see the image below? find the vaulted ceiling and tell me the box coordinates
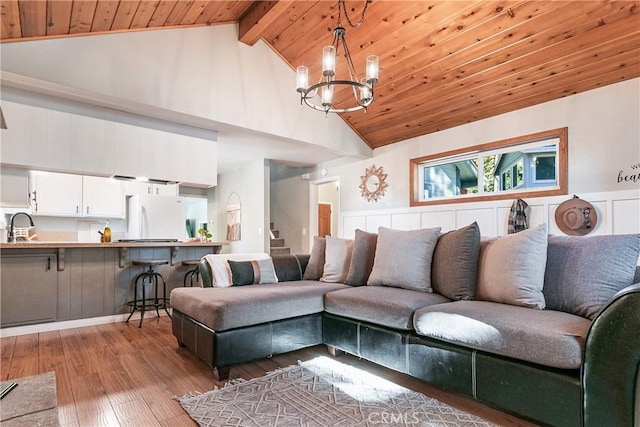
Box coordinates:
[2,1,639,149]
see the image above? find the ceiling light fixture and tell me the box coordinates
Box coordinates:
[296,0,378,115]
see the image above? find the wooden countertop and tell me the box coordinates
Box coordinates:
[0,241,227,249]
[0,241,227,270]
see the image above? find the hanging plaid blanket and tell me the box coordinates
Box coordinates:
[508,198,529,234]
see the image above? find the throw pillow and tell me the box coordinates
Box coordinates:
[431,222,481,300]
[303,236,326,280]
[476,223,548,309]
[203,253,270,288]
[543,234,640,319]
[344,229,378,286]
[320,236,354,283]
[367,226,441,292]
[228,258,278,286]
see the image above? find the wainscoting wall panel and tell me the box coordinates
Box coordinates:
[341,190,640,247]
[612,199,640,234]
[391,213,421,231]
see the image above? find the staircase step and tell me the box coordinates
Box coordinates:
[271,229,280,238]
[270,238,285,247]
[270,247,291,256]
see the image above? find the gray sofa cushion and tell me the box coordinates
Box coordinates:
[413,301,590,369]
[320,236,353,283]
[303,236,326,280]
[543,234,640,319]
[367,226,441,292]
[170,280,348,331]
[345,229,377,286]
[431,222,480,300]
[476,223,548,309]
[324,286,450,330]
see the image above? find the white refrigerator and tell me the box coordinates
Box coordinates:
[127,194,186,241]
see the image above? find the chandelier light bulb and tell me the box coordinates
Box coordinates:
[366,55,379,83]
[322,84,334,107]
[322,46,336,77]
[359,78,372,103]
[296,66,309,92]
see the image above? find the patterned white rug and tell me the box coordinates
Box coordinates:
[177,356,494,427]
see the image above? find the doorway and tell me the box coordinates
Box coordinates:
[318,203,332,236]
[310,178,340,246]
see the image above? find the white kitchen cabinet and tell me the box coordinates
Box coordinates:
[124,181,179,197]
[30,171,83,216]
[30,172,124,218]
[153,183,179,196]
[82,176,125,218]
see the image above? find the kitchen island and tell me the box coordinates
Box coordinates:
[0,240,226,329]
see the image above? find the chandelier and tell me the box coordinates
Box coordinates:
[296,0,378,114]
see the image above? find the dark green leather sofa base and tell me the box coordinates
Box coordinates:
[172,309,323,379]
[323,313,582,427]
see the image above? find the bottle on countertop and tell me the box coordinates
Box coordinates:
[103,220,111,243]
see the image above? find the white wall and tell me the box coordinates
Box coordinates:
[214,159,269,254]
[0,25,370,159]
[313,78,640,239]
[270,164,312,254]
[0,87,218,186]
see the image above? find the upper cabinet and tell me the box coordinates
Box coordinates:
[123,181,179,197]
[30,171,125,218]
[82,176,125,218]
[29,172,83,217]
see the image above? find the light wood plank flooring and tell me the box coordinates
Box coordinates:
[1,317,537,426]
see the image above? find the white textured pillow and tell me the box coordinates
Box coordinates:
[320,236,354,283]
[476,223,548,309]
[367,226,441,292]
[202,253,270,287]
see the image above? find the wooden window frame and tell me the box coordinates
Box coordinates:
[409,127,568,207]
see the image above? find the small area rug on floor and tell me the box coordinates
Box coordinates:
[176,356,494,427]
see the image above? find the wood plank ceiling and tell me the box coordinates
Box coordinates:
[2,1,639,149]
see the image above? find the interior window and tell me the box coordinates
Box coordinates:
[410,128,567,206]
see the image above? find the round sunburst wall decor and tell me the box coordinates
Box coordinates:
[359,165,388,202]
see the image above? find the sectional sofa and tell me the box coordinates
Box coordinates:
[170,223,640,427]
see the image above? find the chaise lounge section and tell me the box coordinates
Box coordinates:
[170,225,640,427]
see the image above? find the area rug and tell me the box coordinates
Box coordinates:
[176,356,494,427]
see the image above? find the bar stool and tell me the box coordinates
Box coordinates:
[126,259,171,327]
[182,259,201,287]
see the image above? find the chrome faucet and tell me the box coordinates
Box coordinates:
[8,212,34,243]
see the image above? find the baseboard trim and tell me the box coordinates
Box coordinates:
[0,311,170,337]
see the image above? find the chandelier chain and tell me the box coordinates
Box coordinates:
[337,0,370,29]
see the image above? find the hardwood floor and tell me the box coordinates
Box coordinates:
[1,317,537,426]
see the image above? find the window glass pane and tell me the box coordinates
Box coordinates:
[422,158,478,198]
[535,156,556,181]
[516,161,524,187]
[483,155,499,193]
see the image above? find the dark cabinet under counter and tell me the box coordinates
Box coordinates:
[1,254,57,327]
[0,241,226,328]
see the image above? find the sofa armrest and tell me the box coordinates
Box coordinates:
[582,282,640,427]
[199,259,214,287]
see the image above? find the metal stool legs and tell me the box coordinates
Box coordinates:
[183,265,200,287]
[126,264,172,327]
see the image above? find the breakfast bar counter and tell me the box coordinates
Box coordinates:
[0,241,227,270]
[0,241,227,329]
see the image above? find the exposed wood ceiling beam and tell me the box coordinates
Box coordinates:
[238,1,290,46]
